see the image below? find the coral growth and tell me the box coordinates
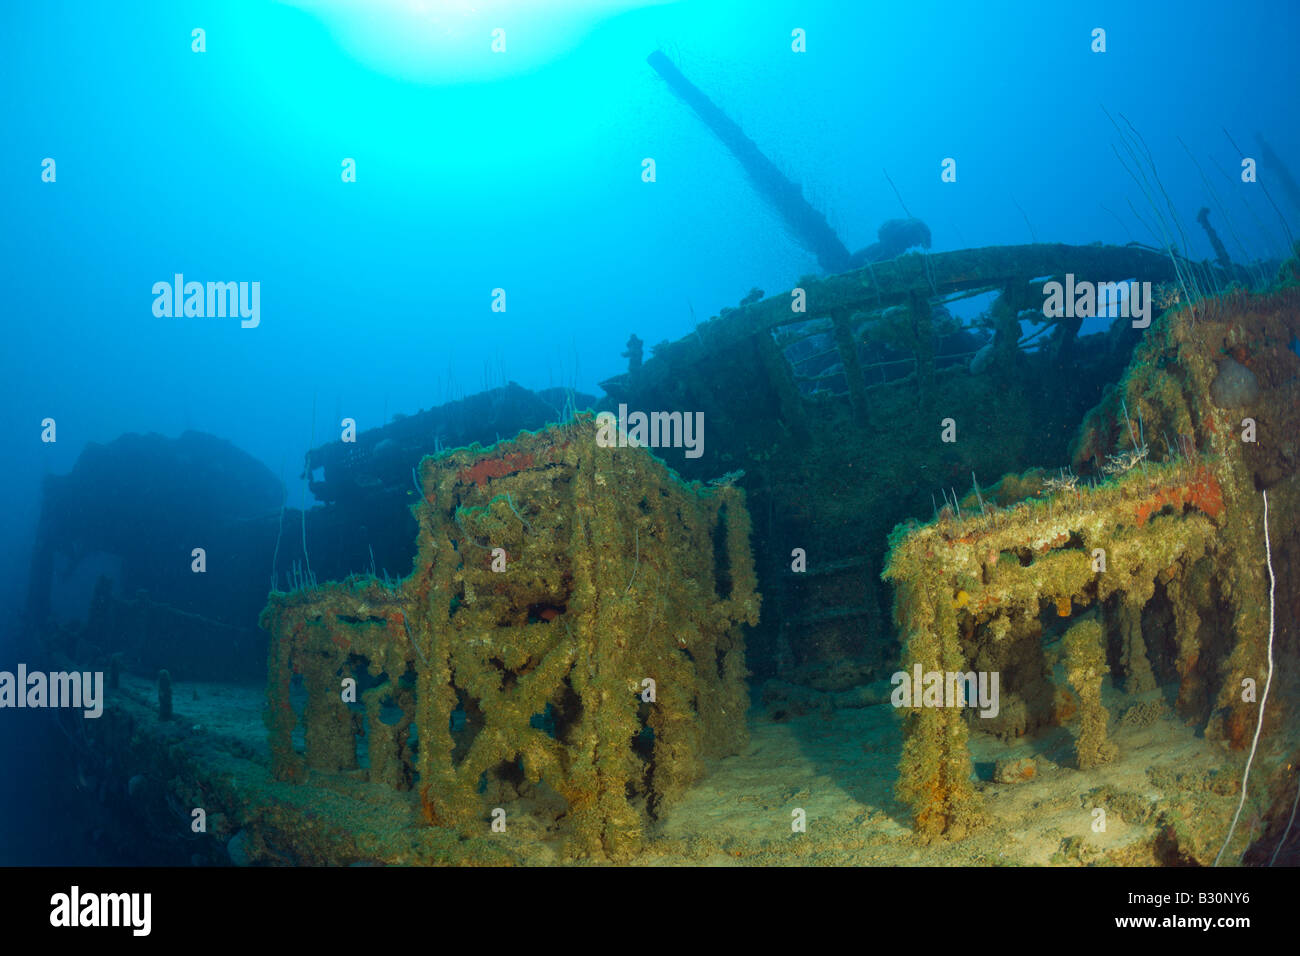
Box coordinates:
[885,461,1220,837]
[261,416,759,860]
[884,287,1300,840]
[1062,619,1117,769]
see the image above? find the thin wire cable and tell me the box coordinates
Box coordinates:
[1215,489,1275,866]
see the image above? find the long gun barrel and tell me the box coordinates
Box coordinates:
[647,50,852,273]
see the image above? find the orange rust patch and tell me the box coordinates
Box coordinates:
[1185,467,1225,519]
[1055,596,1072,617]
[458,451,535,488]
[1002,760,1037,783]
[1134,467,1224,527]
[1052,688,1078,724]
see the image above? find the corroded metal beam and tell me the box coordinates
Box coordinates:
[615,242,1180,398]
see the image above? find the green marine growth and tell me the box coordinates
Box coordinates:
[885,287,1299,846]
[1062,619,1117,769]
[884,461,1222,838]
[890,573,984,842]
[1116,592,1156,694]
[261,416,760,861]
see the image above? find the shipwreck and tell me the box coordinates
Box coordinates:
[23,52,1300,866]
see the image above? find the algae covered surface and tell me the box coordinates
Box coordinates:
[86,665,1257,867]
[56,283,1300,867]
[261,417,757,861]
[13,1,1300,908]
